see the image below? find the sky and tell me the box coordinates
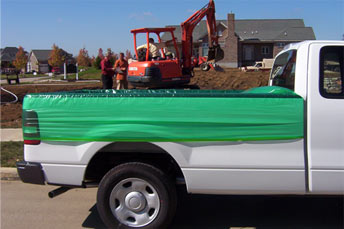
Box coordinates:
[1,0,343,57]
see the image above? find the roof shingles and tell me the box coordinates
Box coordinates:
[31,50,52,62]
[30,49,73,62]
[162,18,315,42]
[0,47,19,62]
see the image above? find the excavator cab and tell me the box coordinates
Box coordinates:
[127,28,191,88]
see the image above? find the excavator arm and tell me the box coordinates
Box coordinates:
[181,0,224,71]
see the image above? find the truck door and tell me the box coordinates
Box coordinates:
[308,44,344,194]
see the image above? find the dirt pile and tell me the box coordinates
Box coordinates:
[191,68,269,90]
[1,69,270,128]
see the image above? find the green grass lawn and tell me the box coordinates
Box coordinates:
[77,67,102,80]
[53,67,102,81]
[1,142,23,167]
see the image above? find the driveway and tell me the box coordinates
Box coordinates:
[1,181,343,229]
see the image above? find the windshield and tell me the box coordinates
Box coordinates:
[270,50,297,90]
[255,63,262,67]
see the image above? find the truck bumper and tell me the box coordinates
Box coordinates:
[16,161,45,185]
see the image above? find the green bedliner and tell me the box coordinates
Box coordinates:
[22,86,304,142]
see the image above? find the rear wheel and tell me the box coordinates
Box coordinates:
[200,63,210,71]
[97,162,177,229]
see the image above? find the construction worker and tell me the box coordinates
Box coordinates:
[100,51,115,89]
[137,38,173,60]
[114,52,128,89]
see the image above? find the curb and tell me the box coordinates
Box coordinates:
[0,167,20,181]
[0,128,23,142]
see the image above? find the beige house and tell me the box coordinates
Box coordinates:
[27,49,74,73]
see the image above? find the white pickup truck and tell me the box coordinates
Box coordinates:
[17,40,343,229]
[241,58,274,72]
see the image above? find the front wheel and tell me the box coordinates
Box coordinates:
[97,162,177,229]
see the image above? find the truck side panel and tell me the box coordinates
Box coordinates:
[25,139,306,194]
[24,141,110,164]
[156,140,305,194]
[157,140,304,169]
[183,168,305,194]
[307,43,344,194]
[42,164,86,186]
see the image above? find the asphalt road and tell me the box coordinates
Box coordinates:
[1,181,343,229]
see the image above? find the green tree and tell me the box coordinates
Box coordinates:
[12,46,27,72]
[48,44,65,67]
[93,48,105,69]
[93,56,102,69]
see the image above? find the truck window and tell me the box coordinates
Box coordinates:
[270,50,297,90]
[320,46,343,99]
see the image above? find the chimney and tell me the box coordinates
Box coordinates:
[224,13,238,67]
[227,13,235,36]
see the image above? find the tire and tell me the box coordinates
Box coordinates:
[200,63,210,71]
[97,162,177,229]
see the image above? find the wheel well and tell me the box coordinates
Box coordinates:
[84,142,184,184]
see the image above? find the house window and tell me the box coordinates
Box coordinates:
[218,30,223,37]
[277,43,286,48]
[27,62,31,72]
[219,41,225,48]
[202,43,209,57]
[193,48,199,58]
[243,45,254,61]
[262,46,270,55]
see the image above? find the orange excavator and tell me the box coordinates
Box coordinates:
[127,0,224,87]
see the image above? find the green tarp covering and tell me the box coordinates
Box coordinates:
[22,86,304,142]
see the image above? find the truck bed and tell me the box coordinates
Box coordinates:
[22,86,304,142]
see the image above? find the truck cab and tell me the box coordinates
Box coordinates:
[270,40,344,193]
